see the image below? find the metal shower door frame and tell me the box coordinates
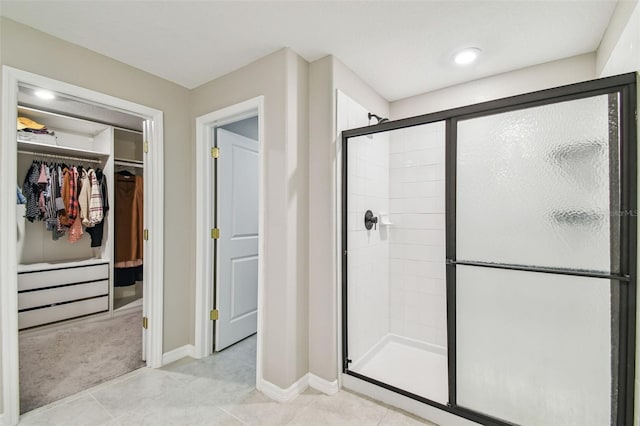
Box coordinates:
[341,72,637,426]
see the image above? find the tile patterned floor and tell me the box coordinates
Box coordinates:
[18,336,436,426]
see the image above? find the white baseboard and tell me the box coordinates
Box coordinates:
[309,373,339,395]
[162,344,195,366]
[258,374,310,402]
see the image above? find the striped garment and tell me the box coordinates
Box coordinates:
[78,169,91,226]
[88,168,104,225]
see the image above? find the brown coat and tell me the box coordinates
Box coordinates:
[114,174,143,263]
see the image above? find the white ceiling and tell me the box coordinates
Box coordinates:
[0,1,618,101]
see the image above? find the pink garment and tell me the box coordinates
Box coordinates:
[68,215,83,243]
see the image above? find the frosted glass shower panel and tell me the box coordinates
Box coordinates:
[456,94,619,272]
[456,265,612,426]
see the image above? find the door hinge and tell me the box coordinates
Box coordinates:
[143,229,149,241]
[144,141,149,154]
[210,309,219,321]
[142,316,148,329]
[211,147,220,158]
[211,228,220,239]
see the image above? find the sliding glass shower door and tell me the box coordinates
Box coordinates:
[454,93,623,425]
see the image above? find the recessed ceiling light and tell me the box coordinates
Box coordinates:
[34,90,55,100]
[454,48,481,65]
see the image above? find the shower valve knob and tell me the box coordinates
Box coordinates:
[364,210,378,230]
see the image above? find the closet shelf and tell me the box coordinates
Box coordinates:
[18,258,110,274]
[18,105,111,136]
[18,140,109,160]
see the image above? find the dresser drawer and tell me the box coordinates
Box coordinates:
[18,280,109,310]
[18,263,109,291]
[18,296,109,330]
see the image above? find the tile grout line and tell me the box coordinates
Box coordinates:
[218,406,250,425]
[87,389,119,423]
[376,407,391,426]
[18,390,92,421]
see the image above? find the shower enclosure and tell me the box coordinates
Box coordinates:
[341,73,637,426]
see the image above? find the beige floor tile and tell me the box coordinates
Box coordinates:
[287,390,388,425]
[219,389,317,426]
[18,393,114,426]
[89,368,192,420]
[379,407,438,426]
[18,334,442,426]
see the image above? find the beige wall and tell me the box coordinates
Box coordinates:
[391,53,597,119]
[308,56,335,381]
[596,0,640,77]
[191,47,310,388]
[308,55,389,382]
[0,17,194,413]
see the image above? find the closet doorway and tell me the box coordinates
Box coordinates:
[194,97,265,387]
[0,67,164,426]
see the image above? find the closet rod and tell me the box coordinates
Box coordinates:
[113,126,143,135]
[114,159,144,168]
[17,150,102,164]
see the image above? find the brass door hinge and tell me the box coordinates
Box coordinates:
[211,147,220,158]
[143,229,149,241]
[211,228,220,239]
[144,141,149,154]
[142,316,149,329]
[210,309,219,321]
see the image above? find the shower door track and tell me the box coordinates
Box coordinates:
[341,72,637,426]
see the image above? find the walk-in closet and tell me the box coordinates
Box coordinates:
[15,84,147,413]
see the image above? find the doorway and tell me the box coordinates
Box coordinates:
[1,66,165,426]
[214,120,259,351]
[194,97,265,388]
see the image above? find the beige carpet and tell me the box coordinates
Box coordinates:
[19,310,145,413]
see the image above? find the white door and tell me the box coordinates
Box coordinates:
[214,128,259,351]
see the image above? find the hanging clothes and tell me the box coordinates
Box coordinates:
[114,172,143,263]
[22,162,41,222]
[78,169,91,227]
[86,168,108,248]
[20,158,108,246]
[114,172,143,287]
[87,168,104,225]
[17,186,26,204]
[59,167,71,226]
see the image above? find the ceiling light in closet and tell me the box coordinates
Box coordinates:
[454,48,481,65]
[34,90,55,100]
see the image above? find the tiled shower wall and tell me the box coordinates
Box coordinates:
[388,123,447,348]
[340,91,390,362]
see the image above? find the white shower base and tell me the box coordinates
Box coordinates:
[351,334,448,405]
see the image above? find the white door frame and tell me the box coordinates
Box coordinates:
[0,66,165,426]
[194,97,265,385]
